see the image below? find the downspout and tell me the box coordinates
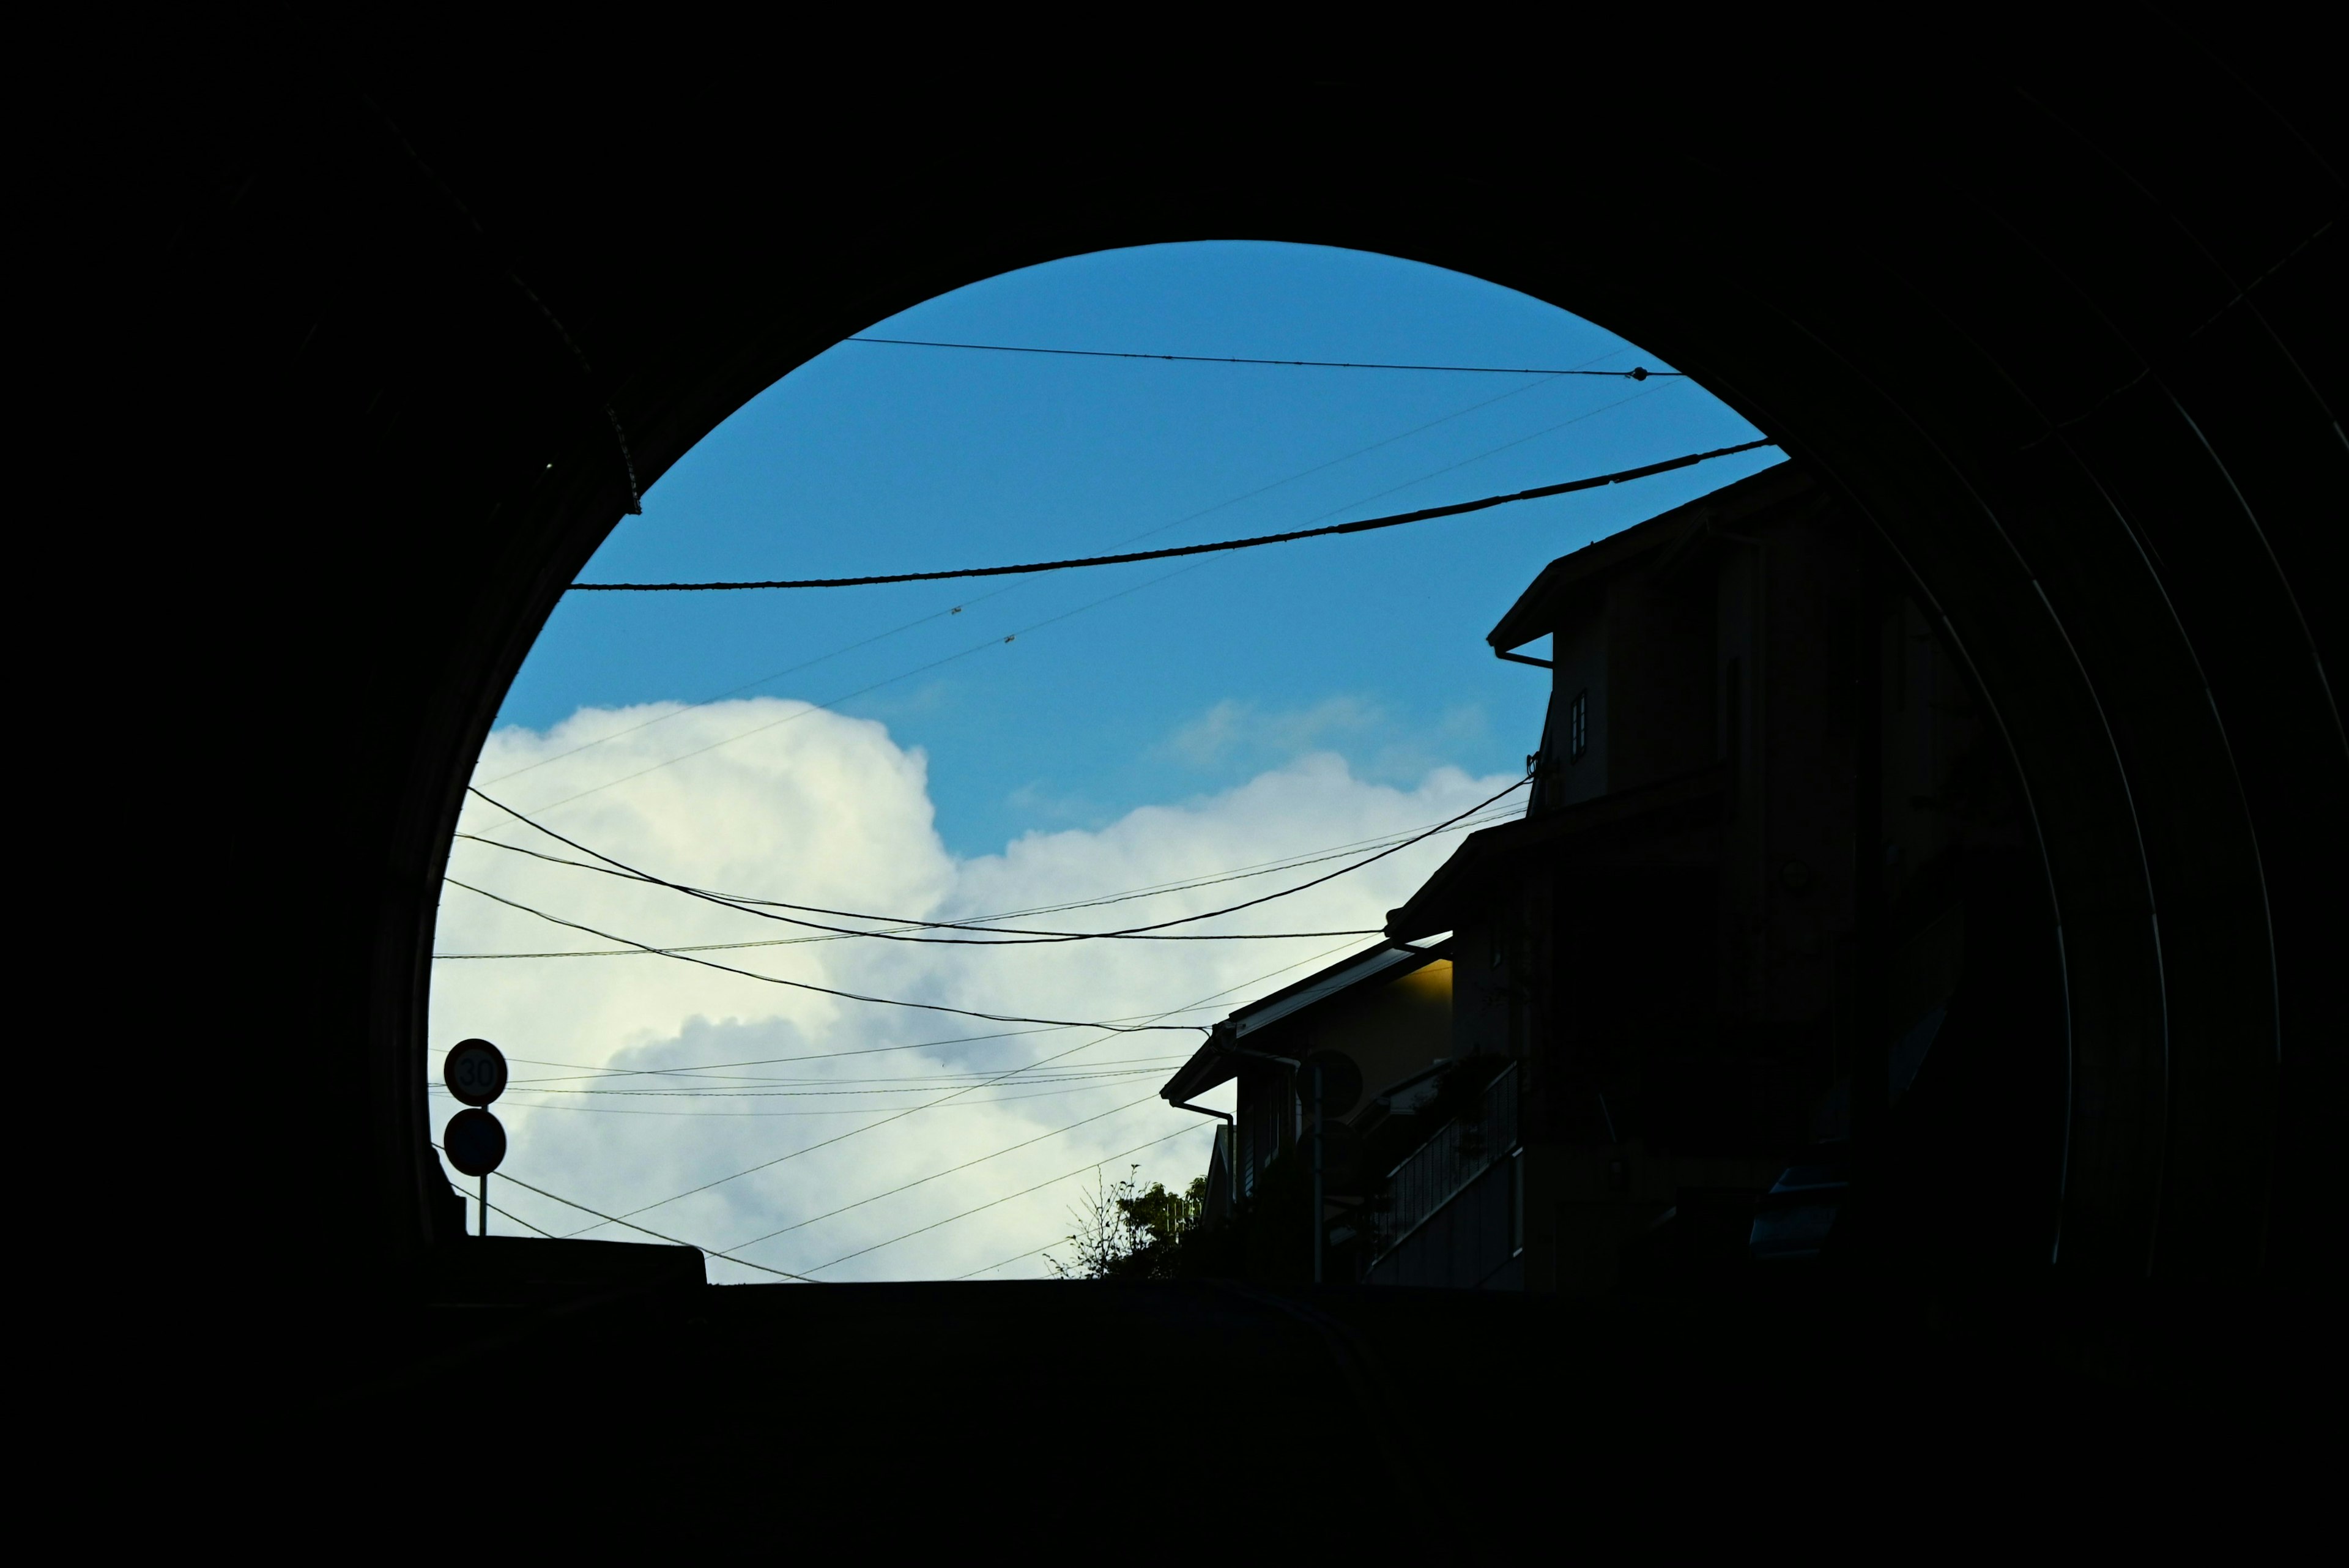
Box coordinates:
[1496,645,1556,814]
[1209,1036,1318,1285]
[1167,1098,1236,1235]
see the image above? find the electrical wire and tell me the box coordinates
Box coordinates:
[725,1093,1163,1250]
[495,556,1220,819]
[431,1143,818,1280]
[846,336,1683,377]
[511,388,1736,813]
[463,775,1521,943]
[1103,371,1577,551]
[493,1052,1190,1088]
[572,440,1775,591]
[472,1068,1170,1098]
[429,1081,1162,1118]
[472,1046,1190,1087]
[436,1022,1162,1082]
[1283,380,1674,529]
[493,397,1702,816]
[478,592,1020,790]
[561,935,1378,1227]
[474,366,1581,792]
[437,804,1518,958]
[450,827,1378,946]
[443,875,1208,1034]
[954,1240,1064,1280]
[793,1123,1211,1276]
[451,812,1501,938]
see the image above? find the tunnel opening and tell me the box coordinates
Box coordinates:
[174,24,2339,1522]
[414,237,2087,1321]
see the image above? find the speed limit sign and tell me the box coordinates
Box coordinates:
[443,1038,508,1106]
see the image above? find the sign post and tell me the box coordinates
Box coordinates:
[442,1038,510,1236]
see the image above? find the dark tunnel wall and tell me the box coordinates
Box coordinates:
[143,20,2339,1364]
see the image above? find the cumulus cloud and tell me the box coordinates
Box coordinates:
[431,697,1512,1282]
[1163,694,1384,767]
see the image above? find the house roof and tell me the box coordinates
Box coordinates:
[1384,764,1728,941]
[1156,938,1450,1105]
[1485,463,1813,653]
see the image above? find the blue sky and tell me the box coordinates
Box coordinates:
[499,240,1777,857]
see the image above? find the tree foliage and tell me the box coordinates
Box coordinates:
[1047,1165,1206,1280]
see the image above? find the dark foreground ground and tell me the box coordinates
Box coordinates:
[279,1238,2315,1549]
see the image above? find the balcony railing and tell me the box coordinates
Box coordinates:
[1368,1063,1519,1262]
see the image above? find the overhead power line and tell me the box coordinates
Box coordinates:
[794,1123,1209,1276]
[478,373,1576,796]
[498,1051,1189,1088]
[464,776,1523,945]
[444,877,1203,1033]
[564,935,1379,1227]
[440,804,1516,959]
[847,336,1685,379]
[431,1143,818,1281]
[570,440,1777,592]
[726,1093,1163,1250]
[497,383,1677,823]
[490,384,1673,822]
[956,1240,1064,1279]
[450,1028,1155,1080]
[438,1080,1159,1118]
[501,556,1217,819]
[447,833,1378,948]
[478,595,1010,790]
[484,1068,1169,1098]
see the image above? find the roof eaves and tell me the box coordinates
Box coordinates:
[1486,464,1811,652]
[1384,764,1729,940]
[1156,938,1453,1105]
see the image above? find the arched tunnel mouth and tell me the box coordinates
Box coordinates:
[427,240,2036,1296]
[214,36,2337,1502]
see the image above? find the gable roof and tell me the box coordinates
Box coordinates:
[1157,938,1450,1105]
[1486,463,1812,653]
[1384,763,1728,940]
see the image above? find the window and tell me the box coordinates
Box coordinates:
[1568,688,1589,762]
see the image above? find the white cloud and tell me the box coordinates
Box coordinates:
[1163,694,1384,767]
[431,697,1511,1283]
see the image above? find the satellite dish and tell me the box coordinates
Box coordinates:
[1302,1050,1364,1118]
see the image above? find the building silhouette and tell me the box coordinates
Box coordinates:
[1167,466,2063,1293]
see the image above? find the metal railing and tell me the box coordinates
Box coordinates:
[1368,1063,1519,1261]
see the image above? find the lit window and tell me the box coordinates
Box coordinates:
[1568,689,1589,762]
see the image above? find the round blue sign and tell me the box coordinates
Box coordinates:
[443,1107,508,1176]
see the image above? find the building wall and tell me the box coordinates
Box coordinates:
[1308,960,1453,1112]
[1546,612,1609,807]
[1388,483,2059,1295]
[1231,958,1456,1198]
[1497,492,2044,1293]
[1605,565,1715,795]
[1365,1154,1521,1289]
